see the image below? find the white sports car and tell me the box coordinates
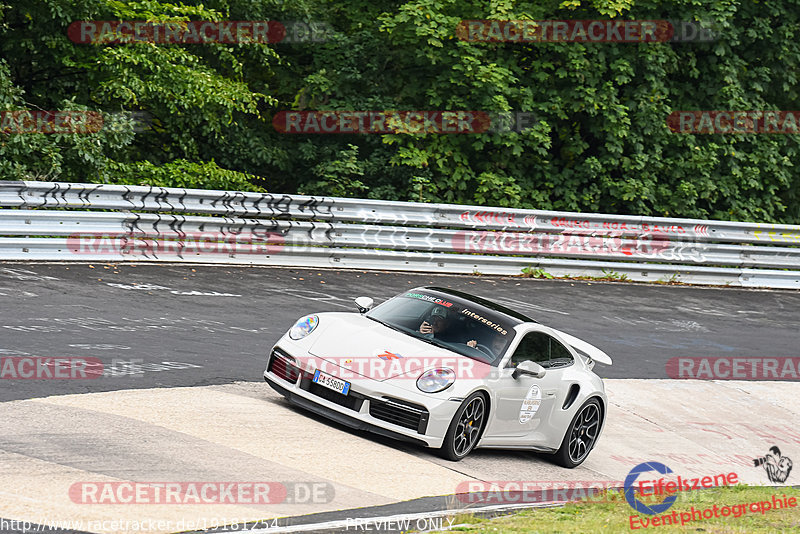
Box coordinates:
[264,287,612,467]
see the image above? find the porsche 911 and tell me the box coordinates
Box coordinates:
[263,286,612,467]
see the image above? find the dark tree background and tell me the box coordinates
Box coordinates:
[2,0,799,223]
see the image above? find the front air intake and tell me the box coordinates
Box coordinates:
[369,397,429,434]
[268,350,301,384]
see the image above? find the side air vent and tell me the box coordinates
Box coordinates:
[562,384,580,410]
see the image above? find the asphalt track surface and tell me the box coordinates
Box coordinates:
[2,263,800,534]
[1,262,799,402]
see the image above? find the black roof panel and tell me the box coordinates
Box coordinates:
[422,286,537,324]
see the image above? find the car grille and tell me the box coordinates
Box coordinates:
[268,350,301,384]
[369,397,429,434]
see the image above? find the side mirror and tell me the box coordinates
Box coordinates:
[512,360,546,380]
[354,296,374,314]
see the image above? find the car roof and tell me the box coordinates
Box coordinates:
[420,286,537,324]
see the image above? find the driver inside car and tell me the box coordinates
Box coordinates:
[418,308,477,347]
[465,332,507,362]
[472,334,506,356]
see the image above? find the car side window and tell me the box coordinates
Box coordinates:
[548,337,574,368]
[507,332,574,369]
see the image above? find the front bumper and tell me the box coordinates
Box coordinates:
[264,346,462,448]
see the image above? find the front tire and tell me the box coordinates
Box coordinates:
[553,398,602,468]
[440,392,486,461]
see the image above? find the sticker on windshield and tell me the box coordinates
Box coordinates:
[404,292,453,308]
[519,384,542,423]
[460,308,509,335]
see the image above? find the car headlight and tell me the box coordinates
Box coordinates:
[289,315,319,340]
[417,368,455,393]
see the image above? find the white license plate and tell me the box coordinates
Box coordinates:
[313,369,351,395]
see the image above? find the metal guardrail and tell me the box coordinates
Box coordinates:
[1,180,799,288]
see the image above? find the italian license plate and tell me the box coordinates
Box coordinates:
[313,369,351,395]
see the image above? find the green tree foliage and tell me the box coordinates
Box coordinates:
[1,0,799,222]
[0,0,271,190]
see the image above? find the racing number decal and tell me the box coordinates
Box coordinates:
[519,384,542,423]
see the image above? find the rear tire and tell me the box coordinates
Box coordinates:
[440,392,486,461]
[553,398,602,468]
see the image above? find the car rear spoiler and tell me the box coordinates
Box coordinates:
[552,329,613,365]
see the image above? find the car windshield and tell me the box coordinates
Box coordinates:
[366,290,516,365]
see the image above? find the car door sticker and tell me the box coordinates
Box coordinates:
[519,384,542,423]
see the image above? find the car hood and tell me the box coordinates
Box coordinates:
[300,313,484,382]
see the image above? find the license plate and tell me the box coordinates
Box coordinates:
[313,369,351,395]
